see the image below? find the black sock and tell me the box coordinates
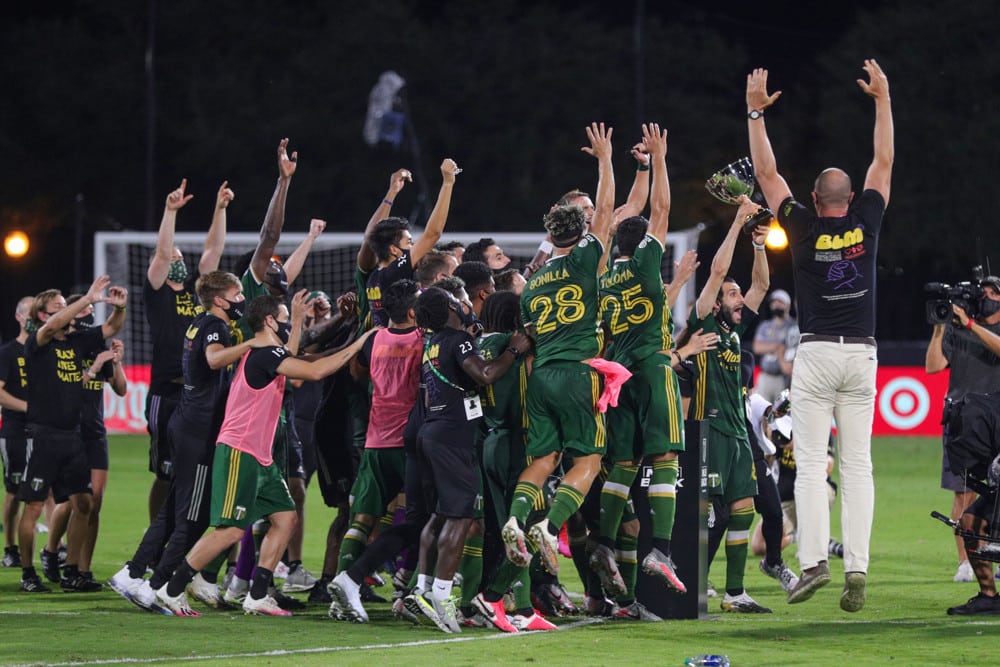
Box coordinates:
[201,568,219,585]
[652,538,671,556]
[63,564,79,578]
[127,560,145,579]
[22,566,37,580]
[251,567,273,600]
[166,560,197,598]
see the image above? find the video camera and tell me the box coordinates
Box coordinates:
[924,265,987,325]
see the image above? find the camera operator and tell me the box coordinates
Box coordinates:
[926,275,1000,613]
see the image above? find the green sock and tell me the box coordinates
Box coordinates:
[547,485,586,533]
[510,482,543,525]
[648,458,679,542]
[725,506,755,595]
[599,464,639,544]
[615,532,638,604]
[457,535,483,606]
[336,519,370,574]
[568,529,593,596]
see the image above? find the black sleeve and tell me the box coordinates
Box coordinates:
[202,317,233,349]
[244,346,289,389]
[359,332,376,369]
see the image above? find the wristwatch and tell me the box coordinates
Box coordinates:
[748,109,764,120]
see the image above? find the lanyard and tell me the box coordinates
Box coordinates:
[423,339,470,393]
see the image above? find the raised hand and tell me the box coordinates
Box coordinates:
[165,179,193,211]
[686,328,720,355]
[857,58,889,100]
[389,168,412,197]
[290,289,310,324]
[642,123,667,159]
[110,339,125,363]
[630,141,651,167]
[308,218,327,239]
[216,181,235,209]
[746,68,782,111]
[337,292,358,318]
[105,286,128,308]
[440,159,461,185]
[673,249,700,285]
[277,138,298,179]
[85,275,112,304]
[734,195,763,227]
[582,122,613,161]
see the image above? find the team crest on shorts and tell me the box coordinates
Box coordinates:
[234,505,247,521]
[31,477,44,492]
[12,473,21,485]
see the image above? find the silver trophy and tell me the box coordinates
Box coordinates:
[705,157,773,234]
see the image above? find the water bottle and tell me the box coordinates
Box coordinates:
[684,655,730,667]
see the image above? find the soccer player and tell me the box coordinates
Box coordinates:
[687,196,772,613]
[156,293,377,616]
[17,276,127,593]
[591,123,686,617]
[0,297,34,568]
[501,122,615,576]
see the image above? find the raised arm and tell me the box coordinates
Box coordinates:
[858,59,893,205]
[582,122,615,246]
[743,220,771,312]
[283,219,325,286]
[147,180,193,289]
[613,141,651,223]
[746,69,793,211]
[924,323,948,373]
[199,181,233,275]
[358,168,412,271]
[250,139,297,283]
[694,197,757,319]
[644,123,670,243]
[666,249,699,310]
[410,159,460,265]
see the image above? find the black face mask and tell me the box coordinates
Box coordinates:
[980,299,1000,319]
[772,308,787,319]
[222,298,245,321]
[74,313,95,329]
[275,321,292,345]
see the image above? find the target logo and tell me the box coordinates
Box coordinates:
[878,376,930,430]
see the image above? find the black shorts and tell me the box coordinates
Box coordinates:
[20,424,91,503]
[146,389,181,480]
[286,420,306,481]
[1,434,30,493]
[293,416,317,482]
[416,424,479,519]
[85,437,109,471]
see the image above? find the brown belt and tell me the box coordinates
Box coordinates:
[799,333,877,347]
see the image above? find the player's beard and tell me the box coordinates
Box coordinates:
[718,303,740,329]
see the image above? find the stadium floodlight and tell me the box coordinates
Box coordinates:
[4,230,29,258]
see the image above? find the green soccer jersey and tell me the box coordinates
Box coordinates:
[600,234,673,368]
[688,310,747,438]
[355,266,372,330]
[521,233,604,367]
[476,332,528,433]
[230,269,271,344]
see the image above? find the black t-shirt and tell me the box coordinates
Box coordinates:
[24,327,105,430]
[244,345,289,389]
[0,339,29,436]
[421,327,480,428]
[779,190,885,338]
[173,312,234,431]
[79,336,114,442]
[143,274,202,394]
[366,251,413,328]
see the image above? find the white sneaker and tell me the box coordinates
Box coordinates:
[154,584,201,617]
[282,564,318,593]
[328,571,368,623]
[223,576,249,604]
[721,591,772,613]
[527,519,560,575]
[243,593,292,616]
[108,565,143,602]
[759,558,800,593]
[273,561,290,580]
[130,580,171,615]
[187,572,227,609]
[954,560,975,583]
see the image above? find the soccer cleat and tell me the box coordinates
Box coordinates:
[501,516,531,567]
[953,560,974,583]
[415,591,458,633]
[840,572,867,613]
[531,582,579,617]
[309,576,333,604]
[787,561,831,604]
[108,565,144,602]
[273,560,290,580]
[641,547,687,593]
[721,591,772,613]
[269,586,306,611]
[947,592,1000,615]
[186,573,229,609]
[20,573,51,593]
[221,565,236,592]
[403,590,430,625]
[39,548,62,583]
[282,563,318,593]
[223,576,249,605]
[759,558,800,593]
[244,593,293,616]
[154,585,201,617]
[2,545,22,567]
[328,571,369,623]
[528,520,560,575]
[583,594,620,617]
[365,572,387,588]
[130,580,172,615]
[392,591,420,624]
[589,544,627,598]
[510,610,558,631]
[61,571,103,592]
[706,580,718,598]
[611,600,663,621]
[360,581,387,603]
[472,592,518,633]
[459,608,489,628]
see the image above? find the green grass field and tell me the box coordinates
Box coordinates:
[2,435,998,666]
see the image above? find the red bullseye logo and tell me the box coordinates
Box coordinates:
[878,377,929,430]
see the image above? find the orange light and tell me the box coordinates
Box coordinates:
[765,221,788,251]
[4,230,29,258]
